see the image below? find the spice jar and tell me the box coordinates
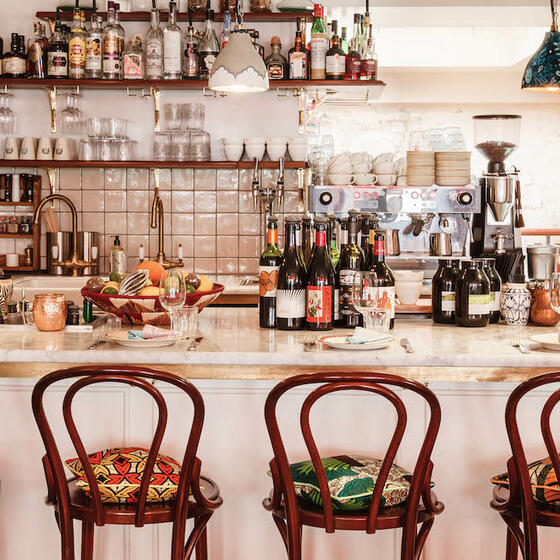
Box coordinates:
[32,293,67,331]
[19,216,32,234]
[7,216,19,234]
[530,280,560,326]
[0,216,7,233]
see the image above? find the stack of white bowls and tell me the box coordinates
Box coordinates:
[394,270,424,305]
[328,152,354,185]
[435,151,471,186]
[406,151,436,186]
[373,152,398,186]
[287,136,308,161]
[223,137,244,162]
[351,152,376,185]
[266,138,287,161]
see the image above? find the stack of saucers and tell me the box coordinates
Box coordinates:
[406,151,435,186]
[435,151,471,186]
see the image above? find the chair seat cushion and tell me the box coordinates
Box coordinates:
[65,447,181,504]
[492,457,560,510]
[289,455,413,512]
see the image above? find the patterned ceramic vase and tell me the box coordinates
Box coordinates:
[501,283,531,326]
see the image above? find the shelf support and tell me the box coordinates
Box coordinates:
[150,87,161,133]
[47,87,57,133]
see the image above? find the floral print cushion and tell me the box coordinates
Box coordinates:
[289,455,413,512]
[492,456,560,510]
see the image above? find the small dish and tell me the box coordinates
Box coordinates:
[105,331,184,348]
[319,335,394,351]
[529,333,560,351]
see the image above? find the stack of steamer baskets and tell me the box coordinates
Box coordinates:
[406,151,436,186]
[435,151,471,186]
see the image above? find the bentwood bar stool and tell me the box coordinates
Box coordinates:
[262,372,444,560]
[491,371,560,560]
[31,365,222,560]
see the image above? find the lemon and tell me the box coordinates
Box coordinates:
[195,275,214,293]
[139,286,160,297]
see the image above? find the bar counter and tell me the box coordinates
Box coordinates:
[0,307,558,381]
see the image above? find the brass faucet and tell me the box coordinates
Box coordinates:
[33,194,94,277]
[150,170,183,270]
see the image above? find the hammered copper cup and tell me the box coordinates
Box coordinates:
[33,294,67,331]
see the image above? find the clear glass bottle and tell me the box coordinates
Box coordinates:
[340,26,348,54]
[145,6,164,79]
[360,24,377,80]
[124,35,145,79]
[103,1,125,79]
[48,20,68,78]
[163,1,183,79]
[68,8,86,79]
[198,8,220,78]
[184,11,199,79]
[221,10,231,49]
[345,37,361,81]
[265,36,288,80]
[27,22,48,79]
[86,13,103,79]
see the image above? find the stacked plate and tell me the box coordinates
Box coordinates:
[406,151,435,186]
[435,151,471,186]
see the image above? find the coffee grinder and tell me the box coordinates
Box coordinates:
[471,114,525,281]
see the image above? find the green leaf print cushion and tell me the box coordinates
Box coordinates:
[289,455,413,512]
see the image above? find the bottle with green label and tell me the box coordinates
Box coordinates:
[455,260,490,327]
[432,259,460,324]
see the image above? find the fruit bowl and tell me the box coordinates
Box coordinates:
[81,284,225,326]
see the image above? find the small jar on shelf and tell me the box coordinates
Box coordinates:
[0,216,7,234]
[19,216,32,235]
[7,216,19,234]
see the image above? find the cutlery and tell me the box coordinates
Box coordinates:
[304,332,317,352]
[188,336,203,351]
[399,338,415,353]
[511,336,530,354]
[88,316,109,350]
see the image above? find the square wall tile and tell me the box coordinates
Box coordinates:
[238,192,254,213]
[105,168,127,189]
[171,235,194,258]
[127,190,149,213]
[217,258,238,274]
[104,213,127,235]
[172,191,194,213]
[149,234,171,257]
[217,169,238,191]
[261,169,278,189]
[82,190,105,212]
[217,213,238,235]
[217,274,239,285]
[172,213,194,235]
[127,213,150,234]
[284,192,302,213]
[181,258,194,272]
[82,168,104,190]
[0,239,14,253]
[194,258,216,274]
[217,191,238,213]
[285,169,300,190]
[105,190,127,212]
[194,213,216,235]
[239,213,260,235]
[194,192,216,212]
[82,212,104,232]
[239,169,252,191]
[59,168,81,190]
[172,168,193,190]
[194,169,216,191]
[159,190,171,208]
[238,258,258,275]
[128,234,150,256]
[239,235,260,258]
[150,169,171,190]
[217,236,238,257]
[127,168,149,190]
[194,236,216,258]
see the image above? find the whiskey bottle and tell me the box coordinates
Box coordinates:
[3,34,26,78]
[265,36,288,80]
[163,1,183,79]
[27,23,48,79]
[340,26,348,54]
[325,21,345,80]
[47,21,68,78]
[288,17,309,80]
[145,5,163,79]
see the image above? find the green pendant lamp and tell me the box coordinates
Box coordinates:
[522,0,560,91]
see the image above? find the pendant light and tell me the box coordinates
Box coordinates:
[209,1,269,92]
[522,0,560,91]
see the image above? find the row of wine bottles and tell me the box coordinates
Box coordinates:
[259,210,395,331]
[432,257,502,327]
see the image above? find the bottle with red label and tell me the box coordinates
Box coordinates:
[368,227,396,329]
[306,216,335,331]
[277,216,307,330]
[259,217,283,328]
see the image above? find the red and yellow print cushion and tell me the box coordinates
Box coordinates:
[65,447,182,504]
[492,456,560,510]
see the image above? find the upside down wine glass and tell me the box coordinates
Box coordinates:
[159,270,187,333]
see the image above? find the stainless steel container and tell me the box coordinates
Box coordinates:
[385,228,401,256]
[78,232,100,276]
[527,245,559,280]
[429,232,452,256]
[47,232,73,276]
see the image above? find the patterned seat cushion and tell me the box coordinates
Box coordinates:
[65,447,181,504]
[492,457,560,510]
[288,455,414,512]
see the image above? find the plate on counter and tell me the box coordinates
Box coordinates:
[529,333,560,352]
[105,331,184,348]
[319,335,394,351]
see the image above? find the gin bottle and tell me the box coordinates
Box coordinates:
[163,1,183,79]
[145,6,163,79]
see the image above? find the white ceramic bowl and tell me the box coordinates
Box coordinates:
[245,143,266,160]
[267,144,287,160]
[394,271,424,305]
[353,163,372,173]
[374,161,396,174]
[224,143,244,162]
[267,137,288,145]
[245,137,265,144]
[353,173,377,185]
[223,136,244,145]
[288,144,307,161]
[328,173,353,186]
[376,173,397,186]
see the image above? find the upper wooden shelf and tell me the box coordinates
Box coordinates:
[0,160,306,169]
[36,10,313,23]
[0,77,386,90]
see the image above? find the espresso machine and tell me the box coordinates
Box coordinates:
[471,114,525,280]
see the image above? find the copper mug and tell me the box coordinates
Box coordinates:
[33,294,67,331]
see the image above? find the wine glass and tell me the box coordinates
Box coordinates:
[58,93,86,135]
[550,273,560,328]
[352,271,382,330]
[159,270,187,333]
[0,93,16,135]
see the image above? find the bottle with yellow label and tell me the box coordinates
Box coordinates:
[68,8,86,79]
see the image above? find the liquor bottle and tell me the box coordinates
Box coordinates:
[328,216,340,267]
[360,24,377,80]
[124,35,145,79]
[27,23,48,79]
[295,217,306,271]
[360,14,366,55]
[479,258,501,324]
[432,258,460,324]
[301,216,313,266]
[325,20,345,80]
[145,5,164,79]
[340,26,349,54]
[345,36,361,80]
[221,10,231,49]
[339,217,348,253]
[306,216,335,330]
[369,227,396,329]
[198,8,220,78]
[163,1,183,79]
[310,3,328,80]
[184,10,199,79]
[265,36,288,80]
[68,8,86,79]
[3,34,26,78]
[359,212,372,267]
[455,260,490,327]
[259,217,283,328]
[0,38,3,76]
[277,216,307,330]
[86,14,103,79]
[288,17,310,80]
[103,1,125,79]
[48,20,68,78]
[337,212,364,328]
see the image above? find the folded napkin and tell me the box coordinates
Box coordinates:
[128,325,177,340]
[346,327,393,345]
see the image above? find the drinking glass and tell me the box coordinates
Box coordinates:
[164,103,182,130]
[87,117,103,138]
[352,271,384,330]
[550,273,560,320]
[176,306,198,339]
[0,94,16,135]
[190,131,211,161]
[153,132,172,160]
[58,93,86,135]
[159,270,187,332]
[181,103,204,130]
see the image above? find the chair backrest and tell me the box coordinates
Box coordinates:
[31,365,205,528]
[503,371,560,557]
[264,371,441,534]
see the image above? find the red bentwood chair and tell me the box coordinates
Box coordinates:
[31,365,222,560]
[263,372,444,560]
[491,371,560,560]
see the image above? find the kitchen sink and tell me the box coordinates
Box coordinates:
[12,276,95,303]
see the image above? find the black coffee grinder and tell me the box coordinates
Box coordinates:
[471,114,525,281]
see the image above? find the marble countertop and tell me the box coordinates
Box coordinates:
[1,308,560,381]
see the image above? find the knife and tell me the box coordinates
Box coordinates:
[399,338,415,353]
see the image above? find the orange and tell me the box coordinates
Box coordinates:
[135,261,168,285]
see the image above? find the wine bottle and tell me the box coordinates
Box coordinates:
[432,258,460,324]
[306,216,335,331]
[259,217,283,328]
[277,216,307,330]
[327,216,340,268]
[302,216,314,267]
[359,211,371,265]
[455,260,490,327]
[337,212,364,328]
[369,227,396,329]
[482,257,502,324]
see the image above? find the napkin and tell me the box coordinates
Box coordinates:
[346,327,393,345]
[128,325,177,340]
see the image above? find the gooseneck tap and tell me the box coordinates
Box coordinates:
[33,194,95,277]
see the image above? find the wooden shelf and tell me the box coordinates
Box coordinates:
[36,10,313,23]
[0,201,34,207]
[0,160,307,169]
[1,266,33,272]
[0,233,34,239]
[0,77,386,90]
